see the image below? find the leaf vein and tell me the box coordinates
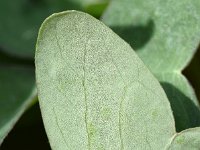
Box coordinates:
[82,38,91,150]
[52,108,68,147]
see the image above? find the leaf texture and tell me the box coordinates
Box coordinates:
[167,127,200,150]
[36,11,176,149]
[101,0,200,131]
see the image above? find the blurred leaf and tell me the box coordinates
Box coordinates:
[0,0,109,58]
[1,102,51,150]
[83,0,110,18]
[167,127,200,149]
[102,0,200,131]
[159,74,200,131]
[0,66,36,144]
[36,11,176,149]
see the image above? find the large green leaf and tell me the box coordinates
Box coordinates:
[167,127,200,149]
[36,11,176,149]
[0,66,36,144]
[0,0,108,58]
[101,0,200,131]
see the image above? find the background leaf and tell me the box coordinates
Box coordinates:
[167,127,200,149]
[101,0,200,131]
[0,66,36,144]
[0,0,109,58]
[1,102,50,150]
[36,11,175,149]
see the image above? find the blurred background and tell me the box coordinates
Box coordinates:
[0,0,199,149]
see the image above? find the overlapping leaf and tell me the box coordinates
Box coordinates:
[101,0,200,131]
[167,127,200,149]
[0,0,110,145]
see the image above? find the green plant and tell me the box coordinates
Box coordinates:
[1,0,200,149]
[0,0,108,147]
[35,11,200,149]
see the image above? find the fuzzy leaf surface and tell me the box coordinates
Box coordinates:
[36,11,175,150]
[102,0,200,131]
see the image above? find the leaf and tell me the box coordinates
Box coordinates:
[1,102,51,150]
[101,0,200,131]
[0,0,109,145]
[0,0,108,58]
[157,73,200,131]
[36,11,176,149]
[0,66,36,144]
[83,0,110,18]
[167,127,200,149]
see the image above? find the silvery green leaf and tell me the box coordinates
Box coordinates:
[36,11,175,149]
[101,0,200,131]
[167,127,200,150]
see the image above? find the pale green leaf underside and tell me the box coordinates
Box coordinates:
[36,11,175,149]
[167,127,200,150]
[102,0,200,131]
[0,67,36,145]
